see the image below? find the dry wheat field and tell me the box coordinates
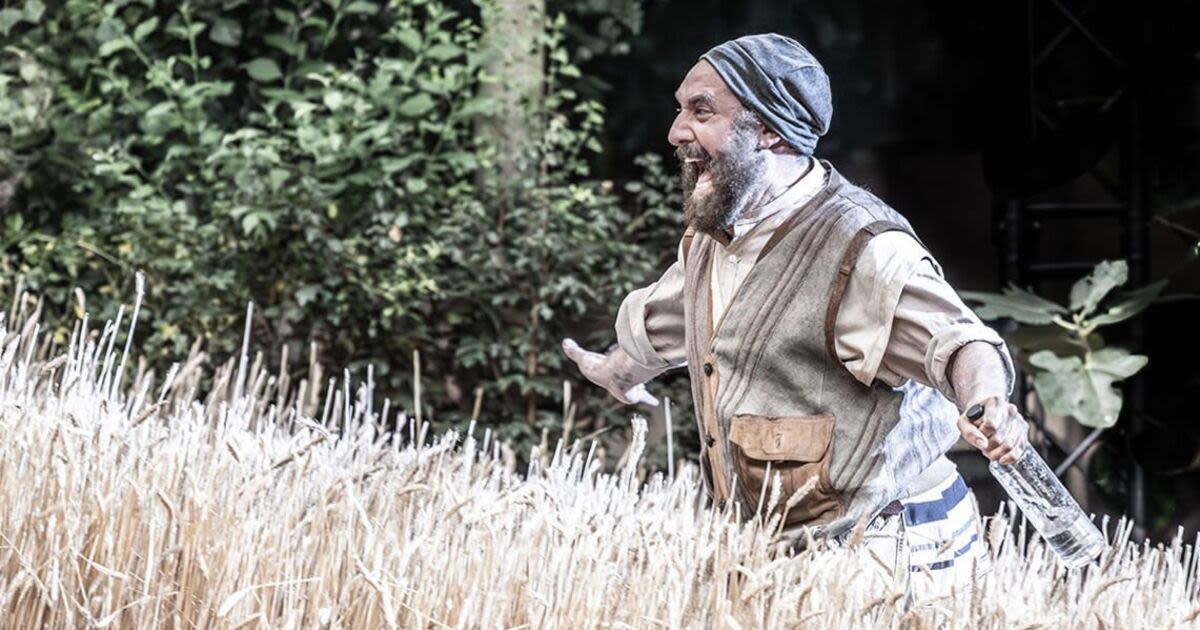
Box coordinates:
[0,290,1197,629]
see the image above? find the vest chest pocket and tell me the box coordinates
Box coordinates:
[728,414,842,526]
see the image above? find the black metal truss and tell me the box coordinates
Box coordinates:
[996,0,1150,527]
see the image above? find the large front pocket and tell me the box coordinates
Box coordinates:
[728,414,842,527]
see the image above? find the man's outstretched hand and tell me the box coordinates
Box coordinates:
[561,338,659,406]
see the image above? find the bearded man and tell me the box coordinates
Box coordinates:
[562,33,1028,593]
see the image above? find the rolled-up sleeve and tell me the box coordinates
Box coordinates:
[614,240,688,371]
[900,268,1016,404]
[837,232,1015,404]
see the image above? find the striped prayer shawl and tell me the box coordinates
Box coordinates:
[827,471,989,599]
[903,472,990,593]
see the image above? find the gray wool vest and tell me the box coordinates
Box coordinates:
[682,164,960,538]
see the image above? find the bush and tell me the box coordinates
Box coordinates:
[0,0,691,460]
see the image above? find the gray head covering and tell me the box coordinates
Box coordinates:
[700,33,831,155]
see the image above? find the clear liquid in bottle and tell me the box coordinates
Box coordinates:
[989,446,1106,568]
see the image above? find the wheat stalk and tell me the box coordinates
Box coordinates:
[0,294,1194,628]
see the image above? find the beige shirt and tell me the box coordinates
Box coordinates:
[616,159,1009,404]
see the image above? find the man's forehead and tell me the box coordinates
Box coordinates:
[673,60,737,106]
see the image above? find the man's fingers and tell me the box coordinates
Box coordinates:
[561,338,604,372]
[977,406,1007,437]
[964,400,1031,463]
[625,385,659,407]
[984,442,1013,462]
[561,338,584,363]
[956,415,989,451]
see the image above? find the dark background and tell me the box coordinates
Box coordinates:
[582,0,1200,538]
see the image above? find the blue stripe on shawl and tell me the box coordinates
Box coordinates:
[911,534,980,572]
[903,475,969,526]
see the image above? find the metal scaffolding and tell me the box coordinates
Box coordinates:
[997,0,1150,527]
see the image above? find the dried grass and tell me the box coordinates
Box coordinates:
[0,292,1196,629]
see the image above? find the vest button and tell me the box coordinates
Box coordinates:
[703,362,713,376]
[704,433,715,447]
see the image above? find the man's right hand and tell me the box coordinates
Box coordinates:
[561,338,659,406]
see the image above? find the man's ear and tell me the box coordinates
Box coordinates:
[758,126,782,151]
[760,127,799,154]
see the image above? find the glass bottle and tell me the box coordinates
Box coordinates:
[989,445,1106,568]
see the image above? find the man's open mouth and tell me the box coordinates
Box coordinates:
[684,157,711,185]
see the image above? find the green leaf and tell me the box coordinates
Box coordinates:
[1005,325,1100,370]
[302,15,330,31]
[241,212,260,235]
[394,27,422,53]
[1030,348,1146,428]
[23,0,45,22]
[344,1,380,15]
[98,36,134,58]
[960,286,1067,325]
[380,156,418,174]
[133,16,159,41]
[1032,369,1121,429]
[1069,260,1127,317]
[140,101,177,136]
[1089,347,1148,379]
[1087,279,1167,327]
[322,90,345,111]
[426,43,461,61]
[290,101,318,119]
[455,96,496,118]
[272,8,297,24]
[295,285,320,307]
[209,17,242,47]
[1029,350,1080,373]
[268,168,289,192]
[95,18,125,44]
[244,58,283,82]
[263,34,302,56]
[397,93,435,117]
[350,122,390,149]
[0,9,22,36]
[294,61,332,77]
[258,87,304,102]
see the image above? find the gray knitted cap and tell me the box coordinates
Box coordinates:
[701,33,832,155]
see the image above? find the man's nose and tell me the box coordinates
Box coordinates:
[667,113,691,147]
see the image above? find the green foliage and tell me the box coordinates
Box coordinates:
[550,0,641,61]
[963,261,1165,428]
[959,284,1067,326]
[0,0,688,459]
[1028,348,1147,429]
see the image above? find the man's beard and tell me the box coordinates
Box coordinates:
[677,120,765,236]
